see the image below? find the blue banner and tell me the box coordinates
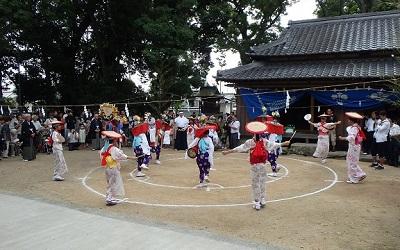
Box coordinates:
[310,89,398,110]
[240,88,305,120]
[240,88,398,119]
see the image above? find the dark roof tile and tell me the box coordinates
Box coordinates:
[216,57,400,81]
[251,10,400,57]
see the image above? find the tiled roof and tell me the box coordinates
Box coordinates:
[216,57,400,81]
[250,10,400,57]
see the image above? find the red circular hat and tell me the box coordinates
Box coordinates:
[345,112,363,119]
[101,130,122,139]
[131,123,149,136]
[245,121,268,134]
[195,125,215,138]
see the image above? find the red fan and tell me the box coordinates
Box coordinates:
[131,123,149,136]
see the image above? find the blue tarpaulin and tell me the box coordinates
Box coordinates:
[240,88,305,120]
[240,88,398,120]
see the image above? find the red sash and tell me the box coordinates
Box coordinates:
[101,145,114,167]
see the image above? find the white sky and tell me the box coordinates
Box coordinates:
[207,0,317,93]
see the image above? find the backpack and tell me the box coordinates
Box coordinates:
[250,139,268,165]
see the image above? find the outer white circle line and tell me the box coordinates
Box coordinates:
[82,167,106,198]
[81,158,338,208]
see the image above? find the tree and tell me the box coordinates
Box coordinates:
[212,0,295,64]
[0,0,149,106]
[315,0,400,17]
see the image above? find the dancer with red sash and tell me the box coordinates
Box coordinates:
[265,112,285,177]
[222,121,290,210]
[100,131,136,206]
[307,113,341,163]
[131,116,151,177]
[338,112,367,184]
[187,125,215,187]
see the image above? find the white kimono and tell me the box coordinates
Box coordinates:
[100,145,128,202]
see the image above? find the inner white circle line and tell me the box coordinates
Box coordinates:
[81,157,338,208]
[128,157,288,189]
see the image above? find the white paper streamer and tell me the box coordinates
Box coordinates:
[83,105,88,118]
[8,106,11,114]
[317,106,320,112]
[41,107,46,117]
[252,107,255,113]
[359,101,361,107]
[124,104,129,117]
[0,106,3,114]
[285,90,291,110]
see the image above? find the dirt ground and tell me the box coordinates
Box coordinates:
[0,148,399,249]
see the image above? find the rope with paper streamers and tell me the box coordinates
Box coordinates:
[0,78,398,110]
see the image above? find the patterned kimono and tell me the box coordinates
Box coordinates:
[345,124,367,183]
[233,139,282,203]
[52,131,68,180]
[311,122,336,161]
[267,133,282,173]
[149,125,161,160]
[133,133,151,171]
[100,144,128,204]
[187,125,195,148]
[188,136,214,183]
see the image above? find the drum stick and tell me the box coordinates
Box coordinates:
[289,131,297,141]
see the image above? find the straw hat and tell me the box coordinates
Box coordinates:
[318,113,331,118]
[245,121,268,134]
[51,121,64,125]
[345,112,363,120]
[101,130,122,139]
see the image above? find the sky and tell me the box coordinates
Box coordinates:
[206,0,317,93]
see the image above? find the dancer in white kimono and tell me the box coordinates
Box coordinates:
[308,113,341,163]
[51,121,68,181]
[222,121,290,210]
[100,130,136,205]
[186,118,195,147]
[338,112,367,184]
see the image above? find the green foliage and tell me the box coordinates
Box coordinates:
[315,0,400,17]
[0,0,293,110]
[209,0,294,64]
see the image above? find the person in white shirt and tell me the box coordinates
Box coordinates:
[371,111,391,170]
[363,111,376,155]
[32,115,42,131]
[51,121,68,181]
[174,112,189,150]
[67,129,80,151]
[228,114,240,149]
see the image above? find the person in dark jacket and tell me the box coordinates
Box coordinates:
[21,114,37,161]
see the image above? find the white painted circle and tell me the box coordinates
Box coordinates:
[81,157,338,208]
[128,157,289,190]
